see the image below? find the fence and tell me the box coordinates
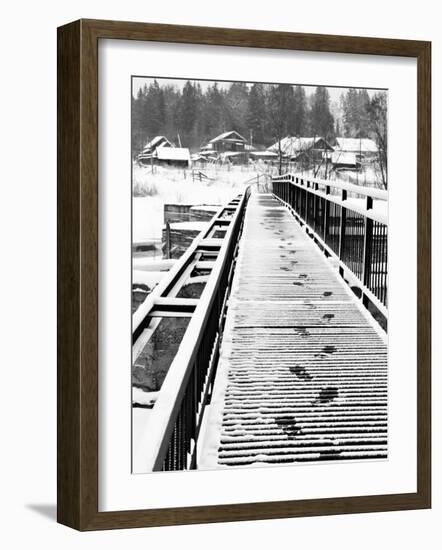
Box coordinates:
[133,188,251,471]
[272,173,388,315]
[243,172,273,192]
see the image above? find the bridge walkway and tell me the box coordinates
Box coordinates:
[199,192,388,469]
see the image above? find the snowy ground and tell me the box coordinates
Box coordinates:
[296,164,387,190]
[132,163,260,243]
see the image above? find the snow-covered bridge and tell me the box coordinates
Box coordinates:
[132,174,388,472]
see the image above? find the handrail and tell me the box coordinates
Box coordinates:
[272,173,388,319]
[133,206,221,335]
[274,173,387,224]
[133,188,250,471]
[294,174,388,201]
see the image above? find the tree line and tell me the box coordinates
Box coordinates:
[132,80,387,170]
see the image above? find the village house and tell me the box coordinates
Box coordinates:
[334,137,378,162]
[249,150,279,162]
[137,135,191,168]
[330,151,361,171]
[267,136,334,163]
[197,130,255,166]
[202,130,250,154]
[137,135,174,164]
[208,130,249,153]
[154,147,191,168]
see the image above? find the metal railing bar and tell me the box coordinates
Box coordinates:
[149,310,194,318]
[273,174,387,225]
[194,261,216,270]
[136,190,250,472]
[281,173,388,201]
[272,175,388,318]
[154,297,199,308]
[133,203,230,334]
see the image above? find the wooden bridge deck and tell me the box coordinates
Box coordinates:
[199,192,388,469]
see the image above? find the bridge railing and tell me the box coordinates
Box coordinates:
[272,173,388,316]
[133,188,250,471]
[242,172,273,192]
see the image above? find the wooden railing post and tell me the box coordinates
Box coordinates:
[338,187,348,267]
[303,189,307,221]
[362,195,374,295]
[338,189,348,270]
[323,185,331,241]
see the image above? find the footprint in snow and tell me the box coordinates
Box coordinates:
[314,386,339,405]
[320,448,342,458]
[290,364,312,380]
[314,345,337,358]
[293,327,310,338]
[275,416,301,438]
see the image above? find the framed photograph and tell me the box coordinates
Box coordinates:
[57,19,431,530]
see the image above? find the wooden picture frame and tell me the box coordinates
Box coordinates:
[57,19,431,531]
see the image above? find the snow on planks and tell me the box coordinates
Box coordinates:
[199,192,387,469]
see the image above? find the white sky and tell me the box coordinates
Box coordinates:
[132,76,386,103]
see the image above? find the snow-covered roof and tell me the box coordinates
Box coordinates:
[156,147,191,161]
[209,130,247,144]
[335,138,378,153]
[331,151,358,165]
[250,151,278,158]
[143,135,173,150]
[268,136,333,156]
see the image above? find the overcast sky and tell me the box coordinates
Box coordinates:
[132,76,386,104]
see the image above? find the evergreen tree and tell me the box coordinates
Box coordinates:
[309,86,335,139]
[292,85,308,136]
[177,81,198,141]
[147,80,165,137]
[246,83,267,146]
[132,79,381,159]
[131,87,147,154]
[268,84,296,173]
[341,88,371,138]
[204,83,226,137]
[163,85,181,143]
[225,82,249,138]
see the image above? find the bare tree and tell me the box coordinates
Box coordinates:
[367,92,388,189]
[268,85,294,175]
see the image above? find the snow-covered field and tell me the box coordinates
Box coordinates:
[132,163,258,243]
[297,164,387,189]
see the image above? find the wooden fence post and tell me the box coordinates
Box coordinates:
[165,221,171,259]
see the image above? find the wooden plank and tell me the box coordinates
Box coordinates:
[200,192,388,469]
